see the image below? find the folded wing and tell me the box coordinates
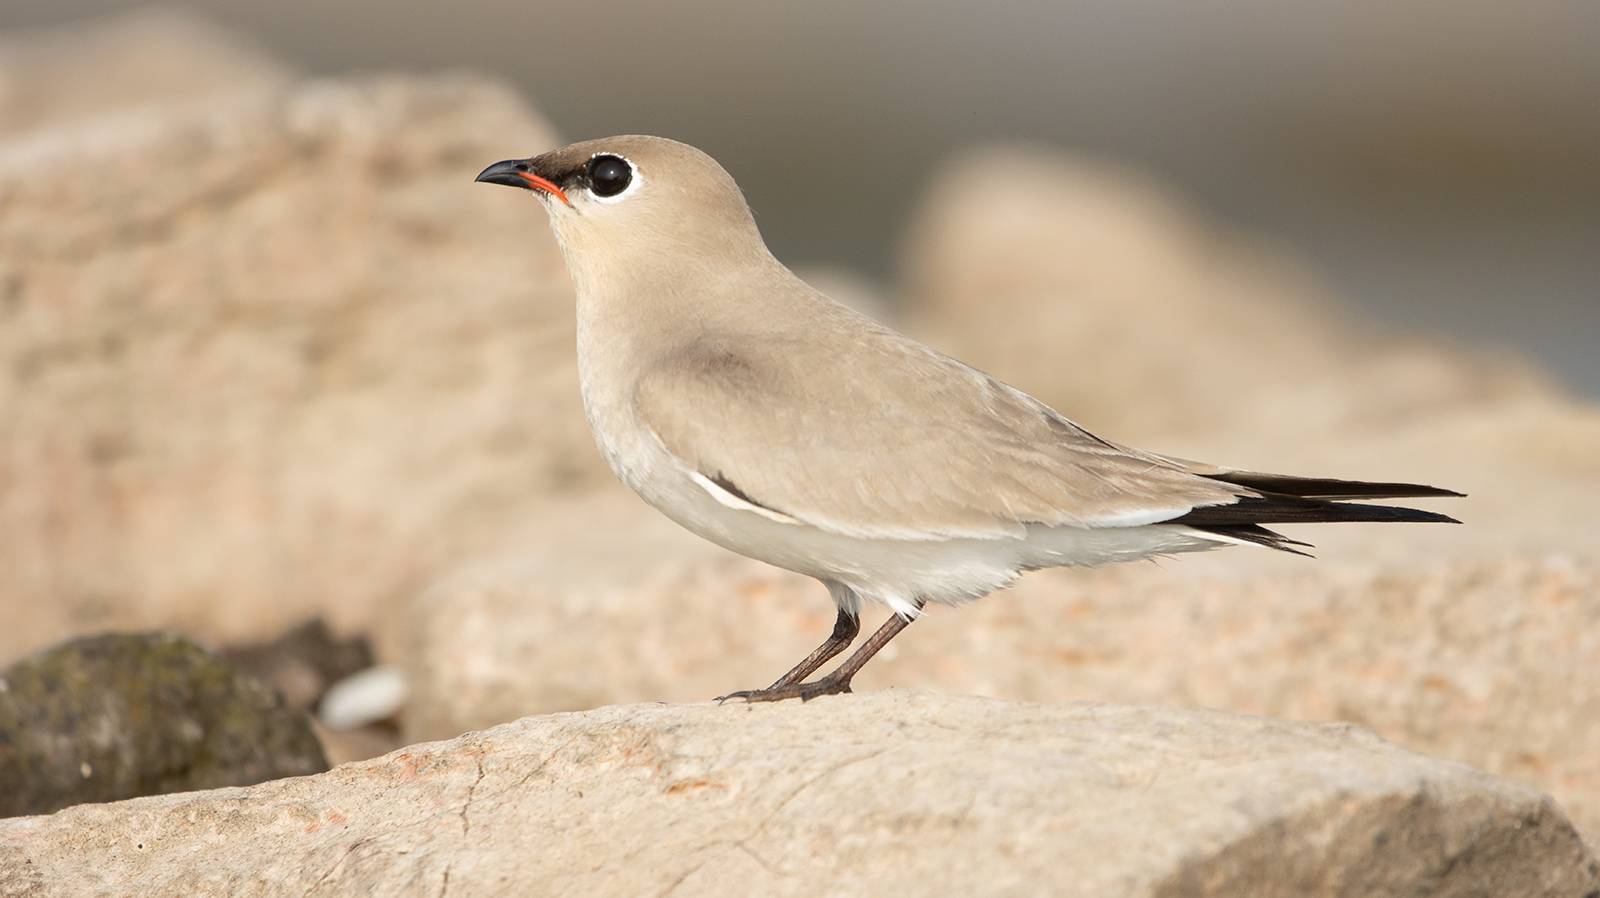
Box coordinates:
[633,308,1459,546]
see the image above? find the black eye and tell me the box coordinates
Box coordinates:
[587,155,633,198]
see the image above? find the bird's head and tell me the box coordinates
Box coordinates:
[476,135,775,289]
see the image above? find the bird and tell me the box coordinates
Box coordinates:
[475,136,1461,703]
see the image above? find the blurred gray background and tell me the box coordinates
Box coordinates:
[5,0,1596,395]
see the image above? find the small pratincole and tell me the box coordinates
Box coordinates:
[476,136,1461,703]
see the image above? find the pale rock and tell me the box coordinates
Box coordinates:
[2,694,1594,897]
[391,492,825,739]
[871,555,1600,839]
[396,509,1600,836]
[0,69,600,664]
[0,8,292,138]
[897,145,1556,444]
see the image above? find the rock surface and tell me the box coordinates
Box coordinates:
[0,632,326,817]
[2,693,1595,897]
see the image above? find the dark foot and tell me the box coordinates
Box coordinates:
[716,674,854,704]
[716,602,924,705]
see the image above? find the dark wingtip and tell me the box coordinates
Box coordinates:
[1373,508,1460,525]
[1203,472,1465,501]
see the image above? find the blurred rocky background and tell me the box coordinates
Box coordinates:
[5,0,1596,399]
[0,0,1595,864]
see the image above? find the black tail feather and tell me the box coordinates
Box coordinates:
[1173,478,1461,555]
[1175,494,1461,527]
[1201,472,1464,501]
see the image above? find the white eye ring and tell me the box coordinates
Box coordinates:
[586,152,641,204]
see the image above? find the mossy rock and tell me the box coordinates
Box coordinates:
[0,632,329,817]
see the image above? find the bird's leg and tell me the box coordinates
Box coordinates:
[798,600,922,697]
[717,608,859,702]
[721,600,923,704]
[768,607,861,689]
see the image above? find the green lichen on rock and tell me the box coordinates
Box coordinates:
[0,632,329,817]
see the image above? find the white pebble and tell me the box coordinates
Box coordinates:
[317,665,407,730]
